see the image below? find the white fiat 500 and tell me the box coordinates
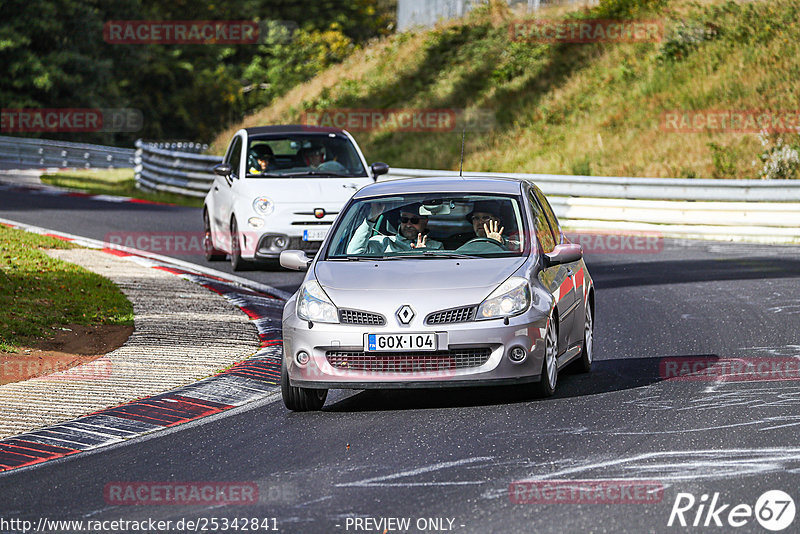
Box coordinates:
[203,125,389,270]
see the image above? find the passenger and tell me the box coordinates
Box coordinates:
[346,202,444,255]
[248,144,275,174]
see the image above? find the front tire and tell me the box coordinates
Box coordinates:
[229,218,252,271]
[534,318,558,397]
[281,359,327,411]
[203,211,225,261]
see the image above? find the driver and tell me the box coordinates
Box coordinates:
[301,144,325,169]
[346,202,443,255]
[462,200,521,251]
[466,200,506,244]
[248,144,275,175]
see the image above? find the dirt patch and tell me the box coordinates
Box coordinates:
[0,324,133,385]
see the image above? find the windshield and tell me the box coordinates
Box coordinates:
[325,193,527,259]
[245,134,367,178]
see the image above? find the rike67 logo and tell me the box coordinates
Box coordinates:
[668,490,795,531]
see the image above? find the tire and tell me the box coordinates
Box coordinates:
[534,318,558,397]
[203,211,225,261]
[573,298,593,373]
[229,218,252,271]
[281,358,327,411]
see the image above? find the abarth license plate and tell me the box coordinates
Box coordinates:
[366,333,437,352]
[303,229,327,241]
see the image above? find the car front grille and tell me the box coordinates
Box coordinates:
[339,309,386,326]
[425,306,477,325]
[288,237,322,252]
[325,348,491,373]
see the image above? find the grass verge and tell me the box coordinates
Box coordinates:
[212,0,800,179]
[40,169,205,207]
[0,225,134,352]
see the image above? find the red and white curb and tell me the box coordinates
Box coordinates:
[0,218,291,474]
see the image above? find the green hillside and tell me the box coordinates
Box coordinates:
[212,0,800,179]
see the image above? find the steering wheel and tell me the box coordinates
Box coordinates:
[456,237,506,253]
[317,160,347,172]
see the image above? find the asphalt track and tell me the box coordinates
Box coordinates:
[1,186,800,533]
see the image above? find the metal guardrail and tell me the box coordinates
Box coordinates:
[0,135,135,169]
[387,168,800,243]
[134,139,221,198]
[132,143,800,244]
[388,168,800,202]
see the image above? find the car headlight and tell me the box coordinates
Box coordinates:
[476,277,531,320]
[296,280,339,323]
[253,197,274,216]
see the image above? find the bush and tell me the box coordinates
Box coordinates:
[753,130,800,180]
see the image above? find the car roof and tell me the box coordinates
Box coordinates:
[244,125,347,136]
[352,176,525,198]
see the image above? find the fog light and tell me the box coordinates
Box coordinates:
[509,346,527,363]
[296,351,310,365]
[273,236,289,249]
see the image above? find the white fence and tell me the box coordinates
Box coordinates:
[397,0,598,31]
[3,134,796,244]
[0,135,134,169]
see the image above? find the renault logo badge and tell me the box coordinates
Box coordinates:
[396,305,415,325]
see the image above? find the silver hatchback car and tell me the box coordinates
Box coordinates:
[279,176,594,411]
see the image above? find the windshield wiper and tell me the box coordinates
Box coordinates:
[277,170,352,177]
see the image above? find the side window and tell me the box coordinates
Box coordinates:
[532,186,562,244]
[528,189,556,253]
[225,137,243,178]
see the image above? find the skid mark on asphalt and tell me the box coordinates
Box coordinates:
[336,457,496,488]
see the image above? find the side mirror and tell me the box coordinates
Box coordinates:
[280,250,312,271]
[370,162,389,180]
[213,163,232,177]
[544,243,582,267]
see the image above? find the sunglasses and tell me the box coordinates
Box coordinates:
[471,215,496,222]
[400,216,425,224]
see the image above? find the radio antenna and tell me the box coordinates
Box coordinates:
[459,126,466,179]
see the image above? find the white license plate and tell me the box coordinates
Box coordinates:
[303,229,327,241]
[366,333,437,352]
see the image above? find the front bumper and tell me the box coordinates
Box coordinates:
[282,311,549,389]
[253,235,323,260]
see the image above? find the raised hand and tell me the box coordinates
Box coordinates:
[484,220,504,243]
[411,233,428,248]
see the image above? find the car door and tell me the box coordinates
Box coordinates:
[532,185,585,347]
[212,135,244,251]
[529,187,577,353]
